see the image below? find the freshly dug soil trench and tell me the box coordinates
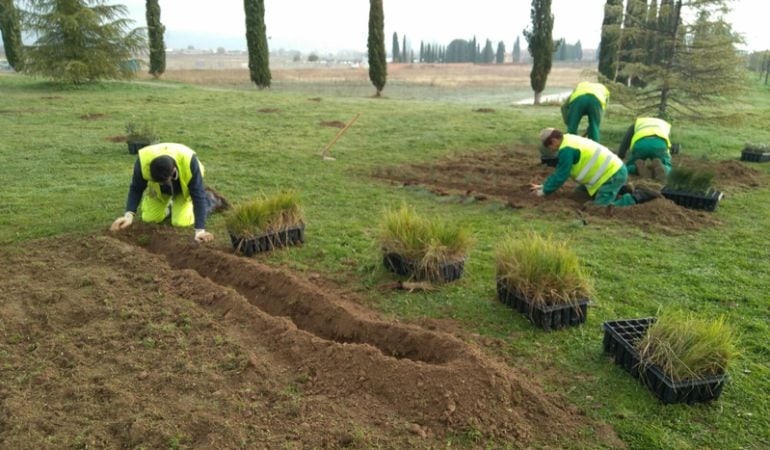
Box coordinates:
[0,226,621,448]
[372,146,767,232]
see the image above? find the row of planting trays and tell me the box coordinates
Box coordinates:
[225,199,729,405]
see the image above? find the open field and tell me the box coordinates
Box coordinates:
[1,64,769,449]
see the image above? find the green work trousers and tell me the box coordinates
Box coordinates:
[625,137,672,175]
[565,94,604,142]
[593,165,636,207]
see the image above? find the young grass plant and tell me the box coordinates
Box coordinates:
[636,312,738,382]
[378,204,472,281]
[225,191,303,238]
[665,166,716,194]
[495,232,594,307]
[125,121,160,143]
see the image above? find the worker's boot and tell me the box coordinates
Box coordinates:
[205,187,231,215]
[650,159,668,183]
[634,160,652,178]
[631,186,662,204]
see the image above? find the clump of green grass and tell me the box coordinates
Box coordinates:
[495,232,594,307]
[636,312,738,381]
[125,121,159,143]
[743,142,769,152]
[224,191,303,237]
[665,166,716,194]
[378,204,472,279]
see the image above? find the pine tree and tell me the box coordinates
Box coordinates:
[598,0,623,79]
[523,0,555,104]
[244,0,271,88]
[555,38,567,61]
[617,0,648,86]
[616,0,746,119]
[145,0,165,78]
[0,0,23,70]
[512,36,521,63]
[392,32,400,63]
[496,41,506,64]
[367,0,386,96]
[22,0,145,83]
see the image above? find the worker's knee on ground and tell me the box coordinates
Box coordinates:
[140,208,168,223]
[170,199,194,227]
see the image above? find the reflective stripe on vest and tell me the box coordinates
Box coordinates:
[560,134,622,196]
[138,143,204,200]
[568,82,609,109]
[630,117,671,150]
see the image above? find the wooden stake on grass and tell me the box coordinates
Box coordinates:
[321,113,360,160]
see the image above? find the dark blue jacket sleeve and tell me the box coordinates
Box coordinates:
[188,155,207,229]
[125,159,147,213]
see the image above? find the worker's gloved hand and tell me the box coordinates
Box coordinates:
[110,212,134,231]
[194,229,214,243]
[529,183,545,197]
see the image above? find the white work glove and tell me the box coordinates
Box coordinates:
[529,183,545,197]
[534,187,545,197]
[110,212,134,231]
[194,229,214,243]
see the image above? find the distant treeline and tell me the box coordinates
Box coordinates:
[390,33,584,64]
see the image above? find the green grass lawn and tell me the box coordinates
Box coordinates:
[1,72,768,449]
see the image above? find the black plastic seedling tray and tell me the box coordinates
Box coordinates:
[740,149,770,162]
[383,252,465,283]
[127,141,151,154]
[230,224,305,256]
[496,280,589,331]
[661,188,723,212]
[602,318,728,404]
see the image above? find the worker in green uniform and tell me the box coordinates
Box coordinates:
[561,81,610,142]
[618,117,672,182]
[530,128,660,206]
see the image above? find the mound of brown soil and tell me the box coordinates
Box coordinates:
[373,146,766,232]
[0,226,620,448]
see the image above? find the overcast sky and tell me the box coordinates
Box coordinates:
[120,0,767,54]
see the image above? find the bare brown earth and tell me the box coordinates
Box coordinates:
[0,225,623,449]
[372,146,767,233]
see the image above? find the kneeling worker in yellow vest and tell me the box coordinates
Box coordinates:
[529,128,660,206]
[618,117,672,182]
[110,143,214,243]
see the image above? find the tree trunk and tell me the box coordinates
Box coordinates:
[534,91,542,105]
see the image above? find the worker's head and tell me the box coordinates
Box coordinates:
[539,128,564,157]
[149,155,178,185]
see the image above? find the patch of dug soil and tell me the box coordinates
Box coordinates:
[0,227,620,449]
[472,108,496,113]
[372,146,767,232]
[79,113,109,120]
[258,108,280,113]
[319,120,346,129]
[105,135,127,143]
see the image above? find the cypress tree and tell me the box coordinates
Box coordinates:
[598,0,623,80]
[644,0,658,65]
[0,0,23,70]
[419,41,424,62]
[367,0,386,96]
[402,34,407,63]
[244,0,271,88]
[523,0,555,104]
[574,40,583,61]
[145,0,165,78]
[496,41,506,64]
[512,36,521,63]
[482,39,494,63]
[392,32,400,63]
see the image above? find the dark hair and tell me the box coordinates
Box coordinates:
[544,129,564,147]
[149,155,176,182]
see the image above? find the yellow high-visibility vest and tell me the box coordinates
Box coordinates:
[138,143,205,200]
[560,134,623,196]
[568,82,610,109]
[630,117,671,150]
